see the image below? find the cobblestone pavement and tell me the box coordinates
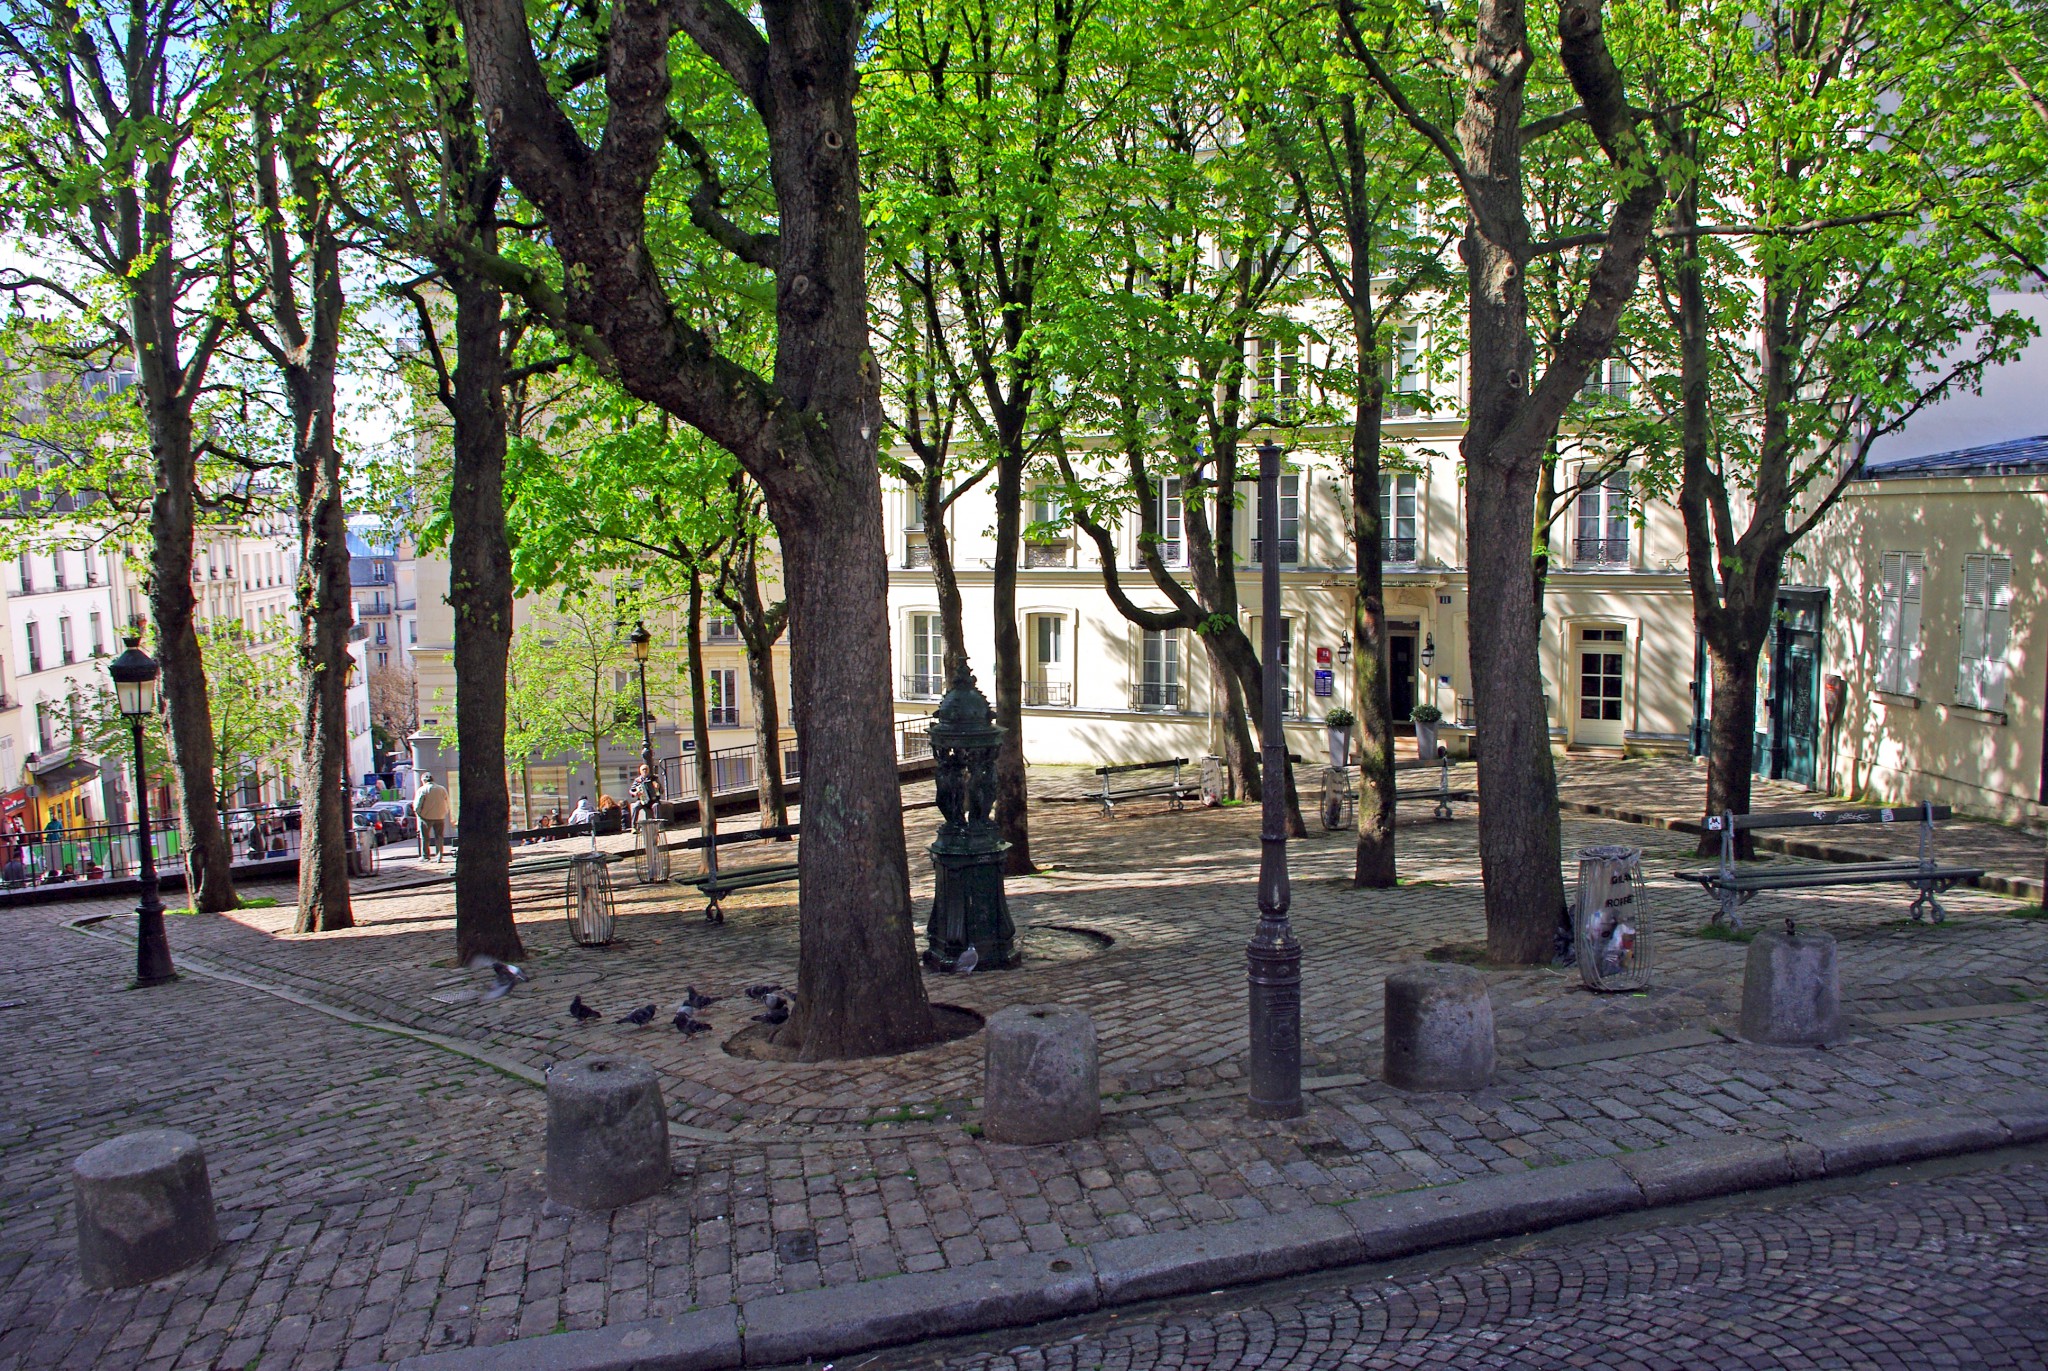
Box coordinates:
[6,778,2048,1368]
[1555,754,2046,897]
[863,1153,2048,1370]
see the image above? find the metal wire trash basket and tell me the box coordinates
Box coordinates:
[1574,844,1651,991]
[635,820,670,885]
[566,852,618,947]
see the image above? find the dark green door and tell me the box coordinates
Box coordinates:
[1768,590,1827,789]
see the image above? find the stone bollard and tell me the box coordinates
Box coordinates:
[1383,964,1496,1091]
[983,1005,1100,1145]
[71,1129,218,1289]
[546,1056,669,1209]
[1740,926,1841,1045]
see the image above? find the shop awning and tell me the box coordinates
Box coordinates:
[28,755,101,795]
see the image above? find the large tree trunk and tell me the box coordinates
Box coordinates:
[293,399,355,933]
[744,636,786,829]
[776,496,935,1057]
[447,269,523,964]
[459,0,938,1056]
[145,406,238,913]
[990,448,1033,874]
[921,469,970,684]
[1350,395,1396,887]
[1702,627,1766,857]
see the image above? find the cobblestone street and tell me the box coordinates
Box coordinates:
[862,1151,2048,1370]
[3,771,2047,1368]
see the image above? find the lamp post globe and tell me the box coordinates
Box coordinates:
[108,637,174,987]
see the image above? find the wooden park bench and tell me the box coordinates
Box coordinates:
[1674,801,1985,929]
[1320,748,1476,830]
[674,824,801,923]
[1094,758,1199,818]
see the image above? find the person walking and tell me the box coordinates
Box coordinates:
[414,774,452,862]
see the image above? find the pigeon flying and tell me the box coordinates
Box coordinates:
[954,946,979,975]
[569,995,602,1022]
[683,985,718,1009]
[621,1004,657,1026]
[479,961,530,1003]
[673,1009,711,1035]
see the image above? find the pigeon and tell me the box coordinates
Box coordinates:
[673,1008,711,1035]
[744,982,783,1001]
[752,1002,790,1026]
[569,995,602,1022]
[682,985,718,1010]
[954,945,979,975]
[620,1004,657,1027]
[479,961,530,1003]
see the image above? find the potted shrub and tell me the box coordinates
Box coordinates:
[1324,707,1356,767]
[1410,702,1443,758]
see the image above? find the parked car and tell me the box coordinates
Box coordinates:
[368,801,416,841]
[351,810,390,847]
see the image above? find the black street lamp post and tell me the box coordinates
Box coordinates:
[1247,438,1303,1119]
[629,620,655,770]
[108,637,175,987]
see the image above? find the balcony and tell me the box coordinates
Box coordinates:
[707,623,740,643]
[1574,537,1630,566]
[708,705,740,727]
[1024,541,1070,569]
[1578,378,1632,404]
[904,534,933,569]
[902,671,943,701]
[1130,681,1185,712]
[1381,536,1417,564]
[1024,680,1072,707]
[1250,537,1300,567]
[1132,541,1183,569]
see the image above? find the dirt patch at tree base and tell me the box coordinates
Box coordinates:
[722,1003,985,1062]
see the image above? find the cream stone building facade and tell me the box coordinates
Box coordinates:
[882,414,1701,768]
[1807,438,2046,826]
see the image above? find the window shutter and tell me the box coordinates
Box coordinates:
[1900,554,1925,696]
[1959,555,1988,707]
[1984,556,2013,711]
[1876,552,1903,693]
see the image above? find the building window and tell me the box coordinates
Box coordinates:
[1382,325,1422,417]
[1026,614,1070,706]
[1381,473,1418,563]
[1253,473,1301,566]
[1257,338,1299,419]
[1580,349,1632,404]
[1575,474,1630,565]
[51,553,66,590]
[1957,553,2013,711]
[905,613,942,699]
[374,623,388,645]
[373,561,388,583]
[17,553,30,594]
[1578,628,1626,721]
[1876,551,1926,696]
[904,493,932,568]
[1136,629,1181,711]
[57,618,73,665]
[407,620,417,646]
[25,622,41,674]
[1151,476,1184,567]
[708,668,739,726]
[707,616,739,642]
[88,613,103,658]
[84,550,98,585]
[36,701,55,750]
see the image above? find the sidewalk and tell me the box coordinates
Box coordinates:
[1556,754,2046,902]
[4,782,2048,1370]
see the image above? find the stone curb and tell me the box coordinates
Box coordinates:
[380,1096,2048,1371]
